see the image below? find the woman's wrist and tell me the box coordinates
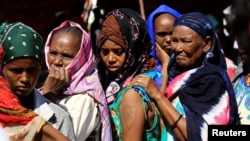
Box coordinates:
[152,90,165,102]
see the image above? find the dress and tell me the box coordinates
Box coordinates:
[109,86,167,141]
[33,89,76,141]
[165,12,239,141]
[43,20,112,141]
[232,61,250,124]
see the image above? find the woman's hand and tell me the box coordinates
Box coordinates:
[42,66,70,101]
[129,74,163,100]
[156,42,170,66]
[8,116,46,141]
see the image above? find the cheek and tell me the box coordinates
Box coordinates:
[64,60,72,67]
[155,36,163,45]
[47,55,54,66]
[100,54,108,65]
[118,54,126,65]
[2,73,15,88]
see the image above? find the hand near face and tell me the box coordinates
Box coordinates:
[42,66,70,97]
[155,42,170,66]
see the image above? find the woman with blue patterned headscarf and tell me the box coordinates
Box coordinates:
[130,12,239,141]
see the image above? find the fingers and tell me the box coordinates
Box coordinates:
[129,74,147,87]
[50,67,70,82]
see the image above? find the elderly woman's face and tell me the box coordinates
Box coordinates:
[171,25,207,68]
[47,32,80,69]
[100,39,126,74]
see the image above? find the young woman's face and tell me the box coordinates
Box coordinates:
[154,13,176,55]
[47,32,80,69]
[2,58,41,96]
[171,25,209,68]
[100,39,126,74]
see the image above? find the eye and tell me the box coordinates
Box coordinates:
[157,32,166,37]
[49,51,57,56]
[62,53,74,59]
[100,48,109,56]
[171,37,178,43]
[113,48,125,56]
[10,68,23,74]
[28,67,40,74]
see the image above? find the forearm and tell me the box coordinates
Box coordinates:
[154,94,187,140]
[39,123,70,141]
[160,63,168,93]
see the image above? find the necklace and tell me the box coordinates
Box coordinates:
[246,73,250,86]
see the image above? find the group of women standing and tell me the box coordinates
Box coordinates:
[0,1,245,141]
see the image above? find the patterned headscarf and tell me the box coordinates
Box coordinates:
[167,12,238,140]
[146,4,181,61]
[0,22,40,127]
[44,20,112,140]
[174,12,227,69]
[0,22,44,67]
[96,8,153,103]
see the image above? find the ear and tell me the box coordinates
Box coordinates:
[202,36,211,53]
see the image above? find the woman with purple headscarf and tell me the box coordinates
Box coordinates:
[40,20,112,141]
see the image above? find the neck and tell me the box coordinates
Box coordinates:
[17,93,34,110]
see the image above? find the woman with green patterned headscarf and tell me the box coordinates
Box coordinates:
[0,22,75,141]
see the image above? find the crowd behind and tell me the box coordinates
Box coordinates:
[0,0,249,140]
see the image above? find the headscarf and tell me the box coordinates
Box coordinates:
[146,4,181,61]
[0,22,44,67]
[166,12,239,140]
[44,20,112,140]
[0,76,37,127]
[0,22,40,127]
[96,8,153,103]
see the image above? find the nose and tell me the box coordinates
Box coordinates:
[107,52,116,64]
[172,43,183,53]
[53,55,63,66]
[20,72,30,83]
[165,35,171,43]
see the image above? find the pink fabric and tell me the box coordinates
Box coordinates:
[165,67,230,125]
[225,57,237,80]
[165,68,197,99]
[44,20,112,140]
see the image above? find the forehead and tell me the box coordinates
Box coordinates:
[102,39,123,49]
[50,32,80,51]
[172,25,198,37]
[5,57,41,67]
[155,13,176,23]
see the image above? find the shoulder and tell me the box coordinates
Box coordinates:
[33,90,71,118]
[47,102,71,117]
[120,87,143,103]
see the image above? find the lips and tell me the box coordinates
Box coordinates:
[107,66,119,72]
[175,55,185,60]
[16,86,30,93]
[162,45,171,54]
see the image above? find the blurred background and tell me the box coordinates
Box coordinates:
[0,0,231,39]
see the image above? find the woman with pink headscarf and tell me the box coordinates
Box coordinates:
[40,20,112,141]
